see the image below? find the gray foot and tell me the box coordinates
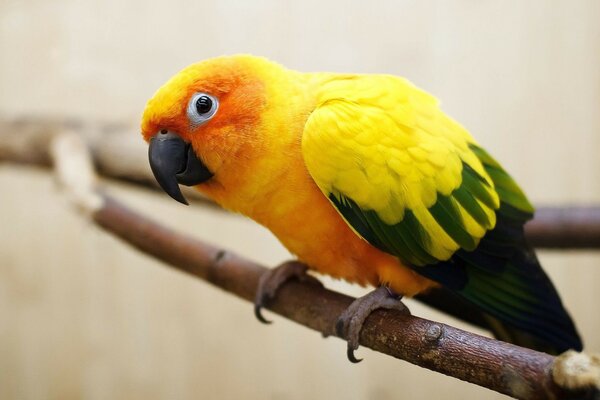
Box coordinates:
[254,261,322,323]
[336,286,410,363]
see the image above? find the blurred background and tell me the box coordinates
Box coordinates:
[1,1,599,399]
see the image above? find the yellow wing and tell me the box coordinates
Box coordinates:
[302,74,500,265]
[300,74,583,354]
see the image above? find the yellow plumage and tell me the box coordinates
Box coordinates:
[302,73,498,260]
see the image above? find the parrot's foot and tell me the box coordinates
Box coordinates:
[254,260,322,324]
[336,286,410,363]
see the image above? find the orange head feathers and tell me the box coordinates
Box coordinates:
[141,55,317,210]
[142,56,268,188]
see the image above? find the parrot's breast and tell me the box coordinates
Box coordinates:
[241,162,438,296]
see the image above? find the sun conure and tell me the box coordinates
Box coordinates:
[141,54,582,359]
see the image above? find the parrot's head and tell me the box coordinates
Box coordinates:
[141,54,304,206]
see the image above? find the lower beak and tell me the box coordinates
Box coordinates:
[148,131,213,205]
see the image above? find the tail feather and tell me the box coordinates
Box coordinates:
[415,289,573,354]
[414,220,582,354]
[416,277,582,355]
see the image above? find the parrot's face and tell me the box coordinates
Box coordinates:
[141,56,268,205]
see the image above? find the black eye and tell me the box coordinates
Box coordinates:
[196,95,213,114]
[187,92,218,126]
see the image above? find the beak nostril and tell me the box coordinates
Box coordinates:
[160,129,168,135]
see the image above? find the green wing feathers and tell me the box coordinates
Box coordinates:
[470,145,534,216]
[329,159,498,265]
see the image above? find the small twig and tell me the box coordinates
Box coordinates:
[50,130,104,214]
[526,207,600,249]
[46,132,600,400]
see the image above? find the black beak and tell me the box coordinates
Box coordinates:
[148,131,213,205]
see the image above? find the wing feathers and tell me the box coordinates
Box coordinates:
[302,74,581,352]
[429,195,478,251]
[452,186,493,228]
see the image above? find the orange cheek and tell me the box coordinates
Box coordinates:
[172,77,265,176]
[187,107,264,174]
[187,125,229,174]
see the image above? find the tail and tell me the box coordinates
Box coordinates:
[465,239,583,354]
[414,144,582,354]
[416,238,582,354]
[416,286,581,355]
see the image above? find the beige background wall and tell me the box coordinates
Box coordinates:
[1,1,599,399]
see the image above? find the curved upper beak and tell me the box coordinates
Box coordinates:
[148,131,213,205]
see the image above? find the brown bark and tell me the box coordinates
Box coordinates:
[526,207,600,249]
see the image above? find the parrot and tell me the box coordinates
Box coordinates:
[141,54,582,359]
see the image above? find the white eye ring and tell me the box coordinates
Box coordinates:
[187,92,219,126]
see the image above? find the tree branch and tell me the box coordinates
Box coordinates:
[45,130,600,399]
[91,194,599,399]
[2,115,600,250]
[526,207,600,249]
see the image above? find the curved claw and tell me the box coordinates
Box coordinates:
[335,286,409,364]
[253,261,316,325]
[347,346,363,364]
[254,299,273,324]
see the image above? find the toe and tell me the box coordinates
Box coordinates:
[335,317,347,338]
[254,296,272,324]
[335,286,409,363]
[253,261,317,324]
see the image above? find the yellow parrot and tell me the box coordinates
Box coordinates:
[141,54,581,359]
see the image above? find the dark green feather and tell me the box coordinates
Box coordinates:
[429,195,477,251]
[331,160,493,266]
[469,144,534,214]
[452,185,493,229]
[461,163,499,209]
[331,194,438,266]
